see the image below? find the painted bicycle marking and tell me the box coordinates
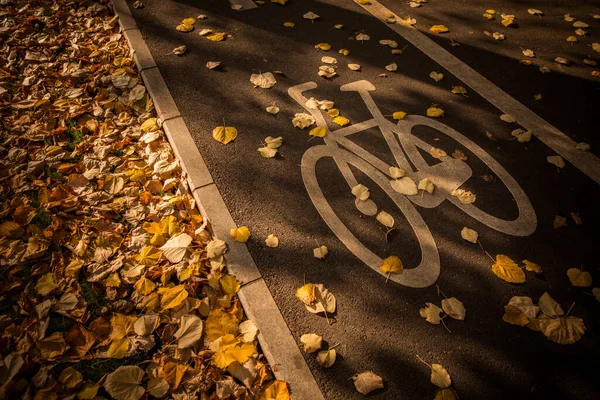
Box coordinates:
[289,80,537,288]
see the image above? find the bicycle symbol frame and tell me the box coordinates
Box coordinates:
[289,80,537,288]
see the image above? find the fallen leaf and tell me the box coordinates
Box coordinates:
[418,178,435,194]
[174,314,204,348]
[356,33,370,41]
[213,334,256,369]
[265,234,279,248]
[310,127,328,137]
[511,129,532,143]
[257,380,290,400]
[528,9,543,16]
[389,166,405,178]
[317,348,336,368]
[540,316,586,344]
[376,211,395,228]
[352,371,384,395]
[348,63,362,71]
[266,105,280,114]
[533,93,543,101]
[390,177,418,195]
[213,126,238,144]
[250,72,277,88]
[460,227,478,243]
[206,32,226,42]
[296,283,316,305]
[160,285,189,310]
[430,25,449,34]
[238,320,258,342]
[430,147,447,159]
[554,215,568,229]
[292,113,316,129]
[305,284,336,314]
[206,61,221,69]
[104,366,145,400]
[392,111,407,120]
[451,188,476,204]
[523,260,543,274]
[441,298,466,320]
[283,22,295,28]
[314,245,328,259]
[332,116,350,126]
[160,233,192,263]
[451,86,467,95]
[435,388,459,400]
[230,226,251,242]
[547,155,565,169]
[503,305,530,326]
[300,333,322,353]
[508,296,539,318]
[539,292,564,317]
[429,72,444,82]
[493,32,505,40]
[339,48,351,55]
[380,256,403,277]
[303,11,320,21]
[567,268,592,287]
[431,364,451,388]
[352,184,370,201]
[385,62,398,72]
[420,303,442,324]
[492,254,526,283]
[427,106,445,117]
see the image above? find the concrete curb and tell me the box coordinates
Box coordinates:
[110,1,324,398]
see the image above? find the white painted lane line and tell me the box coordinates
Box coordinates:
[357,0,600,184]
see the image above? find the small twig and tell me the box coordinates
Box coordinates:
[440,317,452,333]
[415,354,431,369]
[436,284,448,300]
[566,301,576,316]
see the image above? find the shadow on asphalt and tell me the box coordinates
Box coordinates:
[128,0,599,398]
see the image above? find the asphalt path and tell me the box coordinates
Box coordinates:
[129,0,599,398]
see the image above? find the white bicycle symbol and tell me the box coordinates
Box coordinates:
[289,80,537,288]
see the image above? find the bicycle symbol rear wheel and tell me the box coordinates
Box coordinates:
[301,144,441,288]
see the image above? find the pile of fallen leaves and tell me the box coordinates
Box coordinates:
[0,1,286,399]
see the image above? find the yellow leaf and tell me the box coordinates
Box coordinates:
[109,313,137,340]
[566,36,578,43]
[310,127,328,137]
[257,380,290,400]
[230,226,251,242]
[220,275,240,296]
[339,48,350,55]
[213,126,238,144]
[160,285,189,310]
[392,111,407,120]
[315,43,331,51]
[296,283,316,305]
[332,116,349,126]
[380,256,403,275]
[135,245,162,266]
[429,147,447,159]
[357,0,370,4]
[271,0,287,4]
[141,118,158,132]
[182,17,196,25]
[520,59,532,65]
[523,260,543,274]
[567,268,592,287]
[134,277,156,295]
[503,305,529,326]
[206,309,239,341]
[483,12,494,20]
[431,364,451,389]
[430,25,449,34]
[283,22,295,28]
[317,348,336,368]
[300,333,323,353]
[427,107,445,117]
[59,366,83,389]
[104,273,121,288]
[391,49,403,54]
[213,334,256,369]
[420,303,442,324]
[107,337,130,358]
[491,255,526,283]
[35,272,61,296]
[451,86,467,95]
[176,23,194,32]
[533,93,542,101]
[328,108,340,117]
[435,387,459,400]
[539,316,586,344]
[206,32,226,42]
[77,383,99,400]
